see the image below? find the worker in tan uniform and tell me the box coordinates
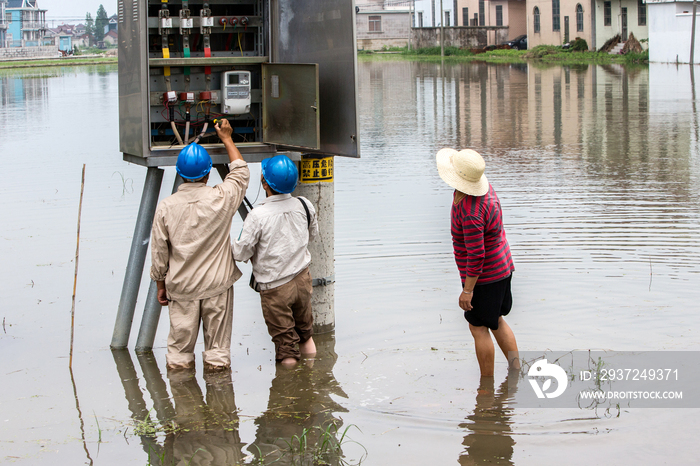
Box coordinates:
[150,120,250,371]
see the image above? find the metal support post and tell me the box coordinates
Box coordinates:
[111,167,164,349]
[295,154,335,334]
[135,174,184,352]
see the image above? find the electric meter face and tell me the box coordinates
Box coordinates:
[222,71,251,115]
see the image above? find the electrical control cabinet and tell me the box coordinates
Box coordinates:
[118,0,359,166]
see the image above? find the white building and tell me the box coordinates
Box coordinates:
[647,0,700,63]
[413,0,455,27]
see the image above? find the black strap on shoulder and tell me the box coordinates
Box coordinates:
[298,197,311,229]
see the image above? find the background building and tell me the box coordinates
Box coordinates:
[6,0,47,47]
[413,0,456,26]
[356,0,412,50]
[456,0,527,42]
[0,0,7,47]
[527,0,647,49]
[647,0,699,63]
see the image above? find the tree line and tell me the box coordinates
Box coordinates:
[84,4,109,46]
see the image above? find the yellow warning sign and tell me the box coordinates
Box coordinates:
[300,157,333,183]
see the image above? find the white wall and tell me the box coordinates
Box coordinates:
[649,2,700,63]
[414,0,454,26]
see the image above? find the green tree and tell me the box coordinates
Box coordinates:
[84,12,94,46]
[94,4,108,43]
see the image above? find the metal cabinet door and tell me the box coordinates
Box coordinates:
[262,63,320,151]
[270,0,359,157]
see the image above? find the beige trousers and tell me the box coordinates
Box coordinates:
[166,287,234,369]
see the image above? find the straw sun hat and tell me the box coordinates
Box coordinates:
[436,148,489,196]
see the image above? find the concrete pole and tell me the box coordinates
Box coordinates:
[692,0,697,65]
[294,154,335,334]
[111,167,164,349]
[440,0,444,57]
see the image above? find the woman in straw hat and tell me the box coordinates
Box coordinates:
[436,148,519,377]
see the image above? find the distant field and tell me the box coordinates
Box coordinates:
[0,56,118,69]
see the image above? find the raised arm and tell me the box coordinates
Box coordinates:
[215,119,243,163]
[214,118,250,206]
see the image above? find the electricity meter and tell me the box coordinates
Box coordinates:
[221,71,251,115]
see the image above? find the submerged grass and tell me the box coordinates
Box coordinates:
[251,423,366,466]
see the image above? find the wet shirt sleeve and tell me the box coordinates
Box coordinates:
[150,205,170,282]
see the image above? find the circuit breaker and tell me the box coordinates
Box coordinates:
[118,0,359,166]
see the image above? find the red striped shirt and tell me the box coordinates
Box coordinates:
[451,185,514,285]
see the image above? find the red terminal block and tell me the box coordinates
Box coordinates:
[199,91,212,101]
[163,91,177,103]
[240,16,248,26]
[229,17,238,26]
[218,17,227,26]
[179,92,195,103]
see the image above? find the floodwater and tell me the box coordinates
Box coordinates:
[1,59,699,465]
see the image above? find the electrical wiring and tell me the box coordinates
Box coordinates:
[250,176,263,205]
[171,121,185,145]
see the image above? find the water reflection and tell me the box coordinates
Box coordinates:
[113,350,245,465]
[459,376,517,466]
[250,333,349,465]
[0,74,49,116]
[167,369,245,465]
[112,350,168,465]
[354,60,700,274]
[111,333,347,466]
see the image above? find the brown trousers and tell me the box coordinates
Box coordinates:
[166,287,234,369]
[259,268,314,361]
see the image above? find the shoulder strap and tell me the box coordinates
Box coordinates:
[298,197,311,229]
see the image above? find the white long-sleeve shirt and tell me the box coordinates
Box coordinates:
[233,193,319,290]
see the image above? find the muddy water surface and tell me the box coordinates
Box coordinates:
[1,60,699,465]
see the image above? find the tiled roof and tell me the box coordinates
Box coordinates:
[8,0,38,9]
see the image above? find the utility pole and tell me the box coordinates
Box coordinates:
[408,0,412,51]
[440,0,444,57]
[296,154,336,334]
[692,0,697,65]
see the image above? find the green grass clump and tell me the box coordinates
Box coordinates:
[480,49,523,57]
[569,37,589,51]
[524,45,560,58]
[619,49,649,64]
[412,45,473,56]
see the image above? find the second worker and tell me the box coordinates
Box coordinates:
[233,155,318,366]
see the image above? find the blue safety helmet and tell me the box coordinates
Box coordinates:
[261,155,298,194]
[176,143,212,180]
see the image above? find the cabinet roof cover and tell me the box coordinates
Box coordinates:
[271,0,360,158]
